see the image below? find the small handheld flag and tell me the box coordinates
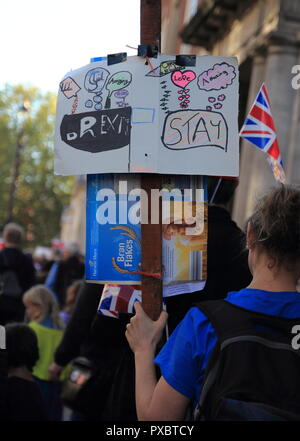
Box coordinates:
[239,83,286,183]
[98,284,141,318]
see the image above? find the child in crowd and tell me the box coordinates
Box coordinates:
[60,279,84,325]
[23,285,65,421]
[1,323,48,420]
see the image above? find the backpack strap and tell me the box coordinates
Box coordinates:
[197,299,300,343]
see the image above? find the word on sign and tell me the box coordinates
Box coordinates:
[60,107,132,153]
[161,109,228,151]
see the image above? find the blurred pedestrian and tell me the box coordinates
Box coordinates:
[23,285,65,420]
[0,223,36,325]
[60,279,84,325]
[165,177,252,332]
[48,282,137,421]
[1,323,48,421]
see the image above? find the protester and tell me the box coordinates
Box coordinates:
[60,279,84,325]
[0,223,36,325]
[165,177,252,332]
[48,281,137,421]
[126,185,300,420]
[23,285,65,421]
[45,242,85,308]
[0,323,48,421]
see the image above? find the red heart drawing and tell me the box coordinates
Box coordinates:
[171,70,196,89]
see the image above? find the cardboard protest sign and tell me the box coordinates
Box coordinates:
[85,173,207,290]
[55,55,239,176]
[161,175,207,286]
[85,174,142,285]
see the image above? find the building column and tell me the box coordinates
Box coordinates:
[232,54,267,228]
[286,53,300,184]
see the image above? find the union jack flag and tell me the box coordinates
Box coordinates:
[98,284,141,318]
[240,83,286,183]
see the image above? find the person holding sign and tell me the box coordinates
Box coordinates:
[126,185,300,421]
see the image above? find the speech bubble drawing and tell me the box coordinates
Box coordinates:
[114,89,129,108]
[105,71,132,109]
[198,63,236,91]
[60,77,81,99]
[106,71,132,97]
[84,68,110,93]
[114,89,129,99]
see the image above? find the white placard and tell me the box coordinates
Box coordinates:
[54,54,239,176]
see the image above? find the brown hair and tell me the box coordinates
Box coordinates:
[63,279,83,314]
[3,223,24,246]
[248,185,300,268]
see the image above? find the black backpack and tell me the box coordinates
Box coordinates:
[0,254,22,299]
[194,300,300,421]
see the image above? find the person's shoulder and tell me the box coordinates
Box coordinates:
[29,321,63,333]
[178,305,213,331]
[21,250,35,265]
[28,321,48,333]
[6,376,48,421]
[6,376,44,402]
[208,205,244,231]
[7,376,36,390]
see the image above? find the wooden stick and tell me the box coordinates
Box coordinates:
[140,0,162,320]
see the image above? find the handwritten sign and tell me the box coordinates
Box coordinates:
[55,55,239,176]
[162,110,228,151]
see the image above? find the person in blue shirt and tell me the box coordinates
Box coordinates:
[125,184,300,421]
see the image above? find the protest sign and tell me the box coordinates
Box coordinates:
[55,54,239,177]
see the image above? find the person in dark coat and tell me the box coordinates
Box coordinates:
[0,223,36,325]
[48,282,137,421]
[0,323,48,421]
[165,177,252,333]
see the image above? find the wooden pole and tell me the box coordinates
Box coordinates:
[140,0,162,320]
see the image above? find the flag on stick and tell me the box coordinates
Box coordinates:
[98,284,141,318]
[239,83,286,183]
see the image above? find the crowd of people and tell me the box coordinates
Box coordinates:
[0,181,300,422]
[0,224,85,421]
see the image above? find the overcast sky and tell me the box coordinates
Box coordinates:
[1,0,140,93]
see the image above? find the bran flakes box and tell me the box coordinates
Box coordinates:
[85,174,142,285]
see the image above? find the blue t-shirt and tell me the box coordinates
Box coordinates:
[154,288,300,405]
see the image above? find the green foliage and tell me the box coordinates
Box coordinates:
[0,84,74,247]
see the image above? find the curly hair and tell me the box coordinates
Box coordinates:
[248,184,300,269]
[5,323,39,371]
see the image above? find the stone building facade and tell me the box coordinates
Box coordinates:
[60,175,86,254]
